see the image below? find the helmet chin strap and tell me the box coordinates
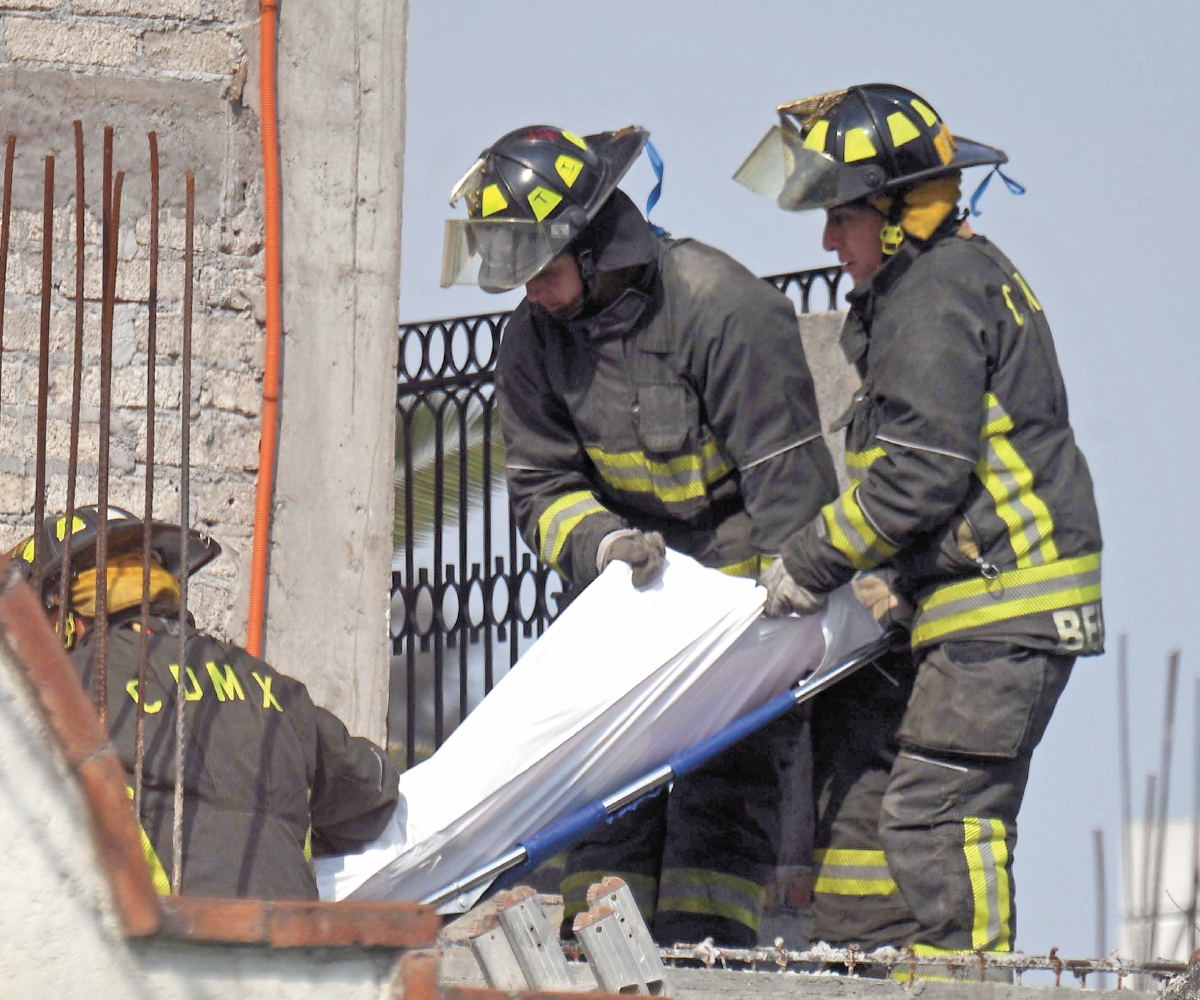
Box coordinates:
[575,246,597,299]
[880,190,907,256]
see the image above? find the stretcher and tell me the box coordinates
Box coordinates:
[315,550,883,911]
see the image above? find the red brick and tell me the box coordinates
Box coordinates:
[394,952,438,1000]
[159,897,267,943]
[267,901,440,949]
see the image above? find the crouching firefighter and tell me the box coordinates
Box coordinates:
[13,506,400,899]
[736,83,1104,958]
[442,124,839,944]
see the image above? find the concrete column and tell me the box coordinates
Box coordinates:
[267,0,408,742]
[797,310,857,492]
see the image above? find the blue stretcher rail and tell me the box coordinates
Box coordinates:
[421,625,903,912]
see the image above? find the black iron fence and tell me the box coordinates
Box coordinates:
[391,265,846,766]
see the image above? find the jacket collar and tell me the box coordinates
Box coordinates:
[839,215,960,364]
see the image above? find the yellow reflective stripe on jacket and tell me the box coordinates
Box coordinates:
[912,552,1100,646]
[822,487,899,571]
[845,446,885,487]
[126,786,171,895]
[976,394,1057,568]
[586,437,733,506]
[657,867,766,933]
[813,848,899,896]
[537,491,608,569]
[561,870,657,920]
[963,816,1012,952]
[718,554,763,578]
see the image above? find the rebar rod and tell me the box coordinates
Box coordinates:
[1148,651,1181,964]
[1094,828,1108,990]
[172,171,194,896]
[0,135,15,409]
[32,155,54,597]
[1141,773,1157,961]
[1118,633,1133,923]
[59,121,86,640]
[134,133,159,821]
[1190,677,1200,957]
[95,161,122,729]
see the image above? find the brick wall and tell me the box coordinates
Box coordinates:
[0,0,264,637]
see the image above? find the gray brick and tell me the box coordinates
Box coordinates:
[144,27,232,76]
[4,17,138,68]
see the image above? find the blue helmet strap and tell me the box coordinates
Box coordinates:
[644,140,666,237]
[969,166,1026,217]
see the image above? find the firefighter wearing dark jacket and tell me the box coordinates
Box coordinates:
[737,84,1103,957]
[13,507,399,899]
[443,124,838,945]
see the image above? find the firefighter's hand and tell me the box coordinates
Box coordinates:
[851,570,914,629]
[597,529,666,588]
[759,558,827,617]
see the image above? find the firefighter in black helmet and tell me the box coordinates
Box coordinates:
[737,84,1103,960]
[12,506,400,899]
[445,125,839,944]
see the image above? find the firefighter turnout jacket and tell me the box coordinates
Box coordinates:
[73,612,399,899]
[497,192,839,587]
[781,222,1103,655]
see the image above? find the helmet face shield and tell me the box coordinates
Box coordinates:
[734,125,845,212]
[440,217,578,292]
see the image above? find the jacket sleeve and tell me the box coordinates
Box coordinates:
[496,313,623,589]
[782,261,989,592]
[309,706,400,853]
[690,271,839,557]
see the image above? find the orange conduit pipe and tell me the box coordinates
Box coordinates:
[247,0,281,656]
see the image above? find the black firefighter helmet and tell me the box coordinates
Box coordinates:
[441,124,649,292]
[734,83,1007,213]
[10,505,220,607]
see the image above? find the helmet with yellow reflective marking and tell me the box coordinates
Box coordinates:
[441,125,649,292]
[9,505,220,608]
[734,84,1007,213]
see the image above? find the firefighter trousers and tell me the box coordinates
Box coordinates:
[560,713,798,946]
[811,640,1074,954]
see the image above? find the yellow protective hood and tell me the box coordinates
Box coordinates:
[70,551,181,618]
[870,175,962,243]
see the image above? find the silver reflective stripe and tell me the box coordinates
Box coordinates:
[741,432,822,472]
[899,750,970,774]
[875,433,975,464]
[978,438,1048,566]
[540,494,607,565]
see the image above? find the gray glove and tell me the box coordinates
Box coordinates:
[597,529,666,588]
[759,557,827,618]
[851,569,914,629]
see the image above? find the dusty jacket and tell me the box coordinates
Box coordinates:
[781,224,1104,654]
[73,613,399,899]
[496,193,838,588]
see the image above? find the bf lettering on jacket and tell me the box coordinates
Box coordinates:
[1052,603,1103,652]
[126,662,284,713]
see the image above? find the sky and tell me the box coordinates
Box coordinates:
[398,0,1200,960]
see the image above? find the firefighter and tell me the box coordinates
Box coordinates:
[13,506,400,900]
[736,84,1103,956]
[442,124,839,945]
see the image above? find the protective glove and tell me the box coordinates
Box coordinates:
[597,529,666,588]
[759,557,827,618]
[851,569,914,629]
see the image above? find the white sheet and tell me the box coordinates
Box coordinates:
[316,549,878,908]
